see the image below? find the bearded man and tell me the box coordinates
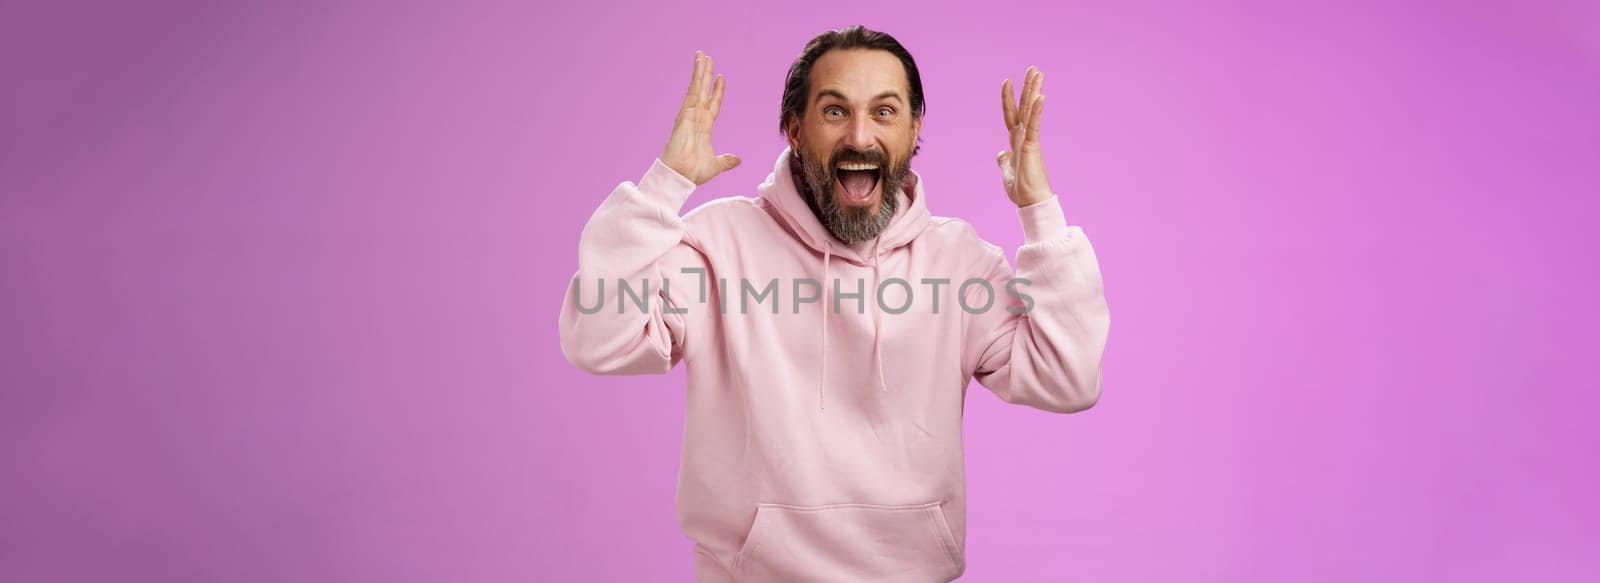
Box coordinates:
[559,25,1111,582]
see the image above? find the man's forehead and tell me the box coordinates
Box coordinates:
[809,49,908,101]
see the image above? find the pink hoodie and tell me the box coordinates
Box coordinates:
[559,148,1110,582]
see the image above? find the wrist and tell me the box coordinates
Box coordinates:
[1013,191,1053,208]
[1017,194,1068,244]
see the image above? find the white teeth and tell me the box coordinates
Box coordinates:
[837,162,879,171]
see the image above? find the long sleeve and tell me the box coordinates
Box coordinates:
[963,195,1111,413]
[559,158,706,375]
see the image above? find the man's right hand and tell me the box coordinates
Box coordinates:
[661,51,740,186]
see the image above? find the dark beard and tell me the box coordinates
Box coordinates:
[790,146,910,244]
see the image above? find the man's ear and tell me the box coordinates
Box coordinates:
[783,118,799,151]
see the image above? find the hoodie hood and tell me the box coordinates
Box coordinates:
[757,146,932,410]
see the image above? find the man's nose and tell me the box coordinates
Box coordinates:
[844,115,874,150]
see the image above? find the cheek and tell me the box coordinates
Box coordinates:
[889,126,916,156]
[809,123,845,144]
[807,136,846,163]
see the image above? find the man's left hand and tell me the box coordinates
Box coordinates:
[997,66,1054,207]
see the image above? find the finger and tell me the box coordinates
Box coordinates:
[1010,91,1027,151]
[683,52,705,109]
[1001,78,1017,128]
[1011,114,1026,153]
[710,74,725,118]
[1032,70,1046,111]
[1020,67,1041,126]
[702,55,717,104]
[1025,68,1042,116]
[997,150,1016,188]
[1025,95,1045,144]
[716,153,742,172]
[684,51,704,108]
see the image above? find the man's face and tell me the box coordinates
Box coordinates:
[787,48,921,244]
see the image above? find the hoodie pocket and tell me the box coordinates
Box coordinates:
[731,500,963,582]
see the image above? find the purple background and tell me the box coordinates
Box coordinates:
[3,0,1597,581]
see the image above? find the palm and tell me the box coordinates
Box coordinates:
[997,66,1053,207]
[661,51,740,185]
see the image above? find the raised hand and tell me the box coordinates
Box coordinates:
[997,66,1054,207]
[660,51,741,185]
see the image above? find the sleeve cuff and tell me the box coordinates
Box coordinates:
[1017,194,1069,244]
[638,158,697,209]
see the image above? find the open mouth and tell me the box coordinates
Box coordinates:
[834,161,881,205]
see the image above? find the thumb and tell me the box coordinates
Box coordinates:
[716,153,742,173]
[995,150,1011,168]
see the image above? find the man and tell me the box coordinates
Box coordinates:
[559,25,1109,582]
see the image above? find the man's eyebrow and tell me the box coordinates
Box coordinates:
[816,89,905,104]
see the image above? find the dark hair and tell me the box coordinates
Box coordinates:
[779,25,925,155]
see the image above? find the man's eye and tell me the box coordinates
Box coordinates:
[825,106,844,118]
[877,107,894,117]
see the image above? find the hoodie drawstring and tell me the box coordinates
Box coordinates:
[871,236,888,393]
[819,243,831,411]
[818,238,890,412]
